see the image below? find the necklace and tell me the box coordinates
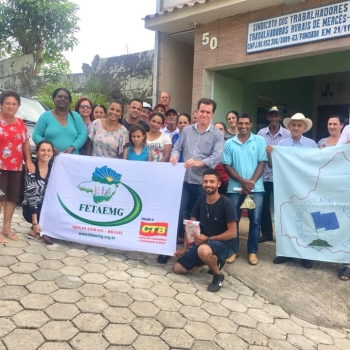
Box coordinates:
[206,202,215,218]
[105,119,119,133]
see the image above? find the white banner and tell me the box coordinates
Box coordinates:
[247,1,350,53]
[273,145,350,263]
[40,154,186,255]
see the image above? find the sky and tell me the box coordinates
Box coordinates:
[64,0,157,73]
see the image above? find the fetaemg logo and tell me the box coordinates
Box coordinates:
[58,166,142,226]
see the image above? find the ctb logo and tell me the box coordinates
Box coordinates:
[139,222,168,236]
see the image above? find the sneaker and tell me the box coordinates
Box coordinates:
[208,259,226,275]
[157,255,170,264]
[207,273,224,293]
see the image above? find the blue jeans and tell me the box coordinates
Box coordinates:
[261,182,273,239]
[177,182,205,238]
[228,192,264,254]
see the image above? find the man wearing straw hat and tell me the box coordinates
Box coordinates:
[266,112,317,268]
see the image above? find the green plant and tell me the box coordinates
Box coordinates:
[35,82,109,110]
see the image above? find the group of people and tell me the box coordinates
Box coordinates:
[0,87,349,293]
[0,88,194,246]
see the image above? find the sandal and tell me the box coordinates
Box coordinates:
[2,229,19,241]
[338,267,350,281]
[26,229,42,242]
[42,235,53,245]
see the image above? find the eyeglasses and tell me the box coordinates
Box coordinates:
[80,105,92,109]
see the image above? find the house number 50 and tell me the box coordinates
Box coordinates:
[202,32,218,50]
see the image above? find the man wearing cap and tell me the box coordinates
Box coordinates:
[266,113,317,268]
[123,98,150,132]
[141,102,152,123]
[257,107,290,243]
[153,103,166,116]
[159,91,171,111]
[160,109,179,139]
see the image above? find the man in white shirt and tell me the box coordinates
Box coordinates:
[160,109,179,140]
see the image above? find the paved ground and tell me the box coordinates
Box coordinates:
[227,223,350,329]
[0,208,349,350]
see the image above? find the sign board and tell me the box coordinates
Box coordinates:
[40,154,186,256]
[247,1,350,53]
[273,145,350,263]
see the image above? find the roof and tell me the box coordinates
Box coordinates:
[144,0,213,20]
[143,0,284,34]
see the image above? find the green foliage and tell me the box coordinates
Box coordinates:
[41,53,72,83]
[0,0,79,76]
[84,78,109,96]
[35,82,110,110]
[81,92,109,109]
[35,82,74,109]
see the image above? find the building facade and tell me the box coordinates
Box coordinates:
[145,0,350,139]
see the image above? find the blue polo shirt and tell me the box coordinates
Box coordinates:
[222,133,267,193]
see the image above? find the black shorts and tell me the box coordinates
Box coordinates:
[177,241,235,271]
[0,170,23,203]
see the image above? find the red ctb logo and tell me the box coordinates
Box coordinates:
[139,222,168,236]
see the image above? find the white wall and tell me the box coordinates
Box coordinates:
[0,55,34,92]
[158,33,194,113]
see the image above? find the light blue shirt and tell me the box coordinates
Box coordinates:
[222,133,267,193]
[171,123,224,185]
[278,135,317,148]
[258,126,290,182]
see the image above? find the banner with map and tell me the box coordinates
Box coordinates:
[40,154,186,255]
[273,145,350,263]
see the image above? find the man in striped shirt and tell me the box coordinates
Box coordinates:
[156,98,224,264]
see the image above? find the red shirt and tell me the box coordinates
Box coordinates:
[215,163,229,182]
[0,117,29,171]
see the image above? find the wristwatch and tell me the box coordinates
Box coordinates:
[207,237,211,243]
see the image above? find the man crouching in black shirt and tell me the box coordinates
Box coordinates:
[173,169,237,292]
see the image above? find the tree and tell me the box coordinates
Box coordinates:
[0,0,79,76]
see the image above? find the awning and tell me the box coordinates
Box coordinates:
[144,0,283,34]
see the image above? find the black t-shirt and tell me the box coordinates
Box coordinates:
[122,119,150,132]
[190,195,237,244]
